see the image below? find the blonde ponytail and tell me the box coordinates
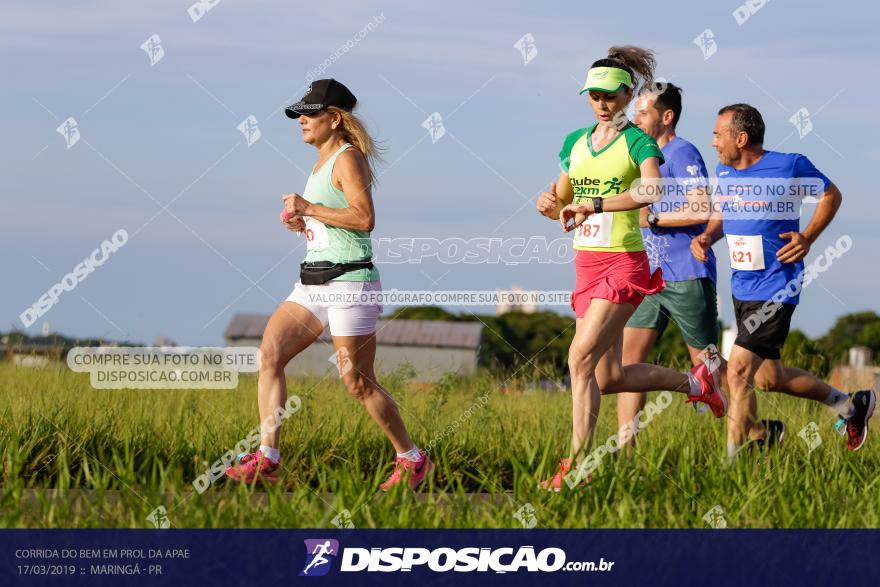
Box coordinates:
[327,106,384,184]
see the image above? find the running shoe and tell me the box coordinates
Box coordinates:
[379,449,434,491]
[685,361,727,418]
[224,450,280,485]
[754,419,786,451]
[539,458,591,491]
[844,390,877,451]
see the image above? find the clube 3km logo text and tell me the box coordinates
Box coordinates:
[298,538,614,575]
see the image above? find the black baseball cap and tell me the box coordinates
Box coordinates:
[285,79,357,119]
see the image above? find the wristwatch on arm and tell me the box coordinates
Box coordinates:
[647,208,660,228]
[591,197,603,215]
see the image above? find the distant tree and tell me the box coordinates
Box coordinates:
[818,311,880,364]
[469,314,516,373]
[2,330,27,345]
[0,329,137,348]
[386,306,459,321]
[856,322,880,360]
[491,311,575,376]
[782,329,829,378]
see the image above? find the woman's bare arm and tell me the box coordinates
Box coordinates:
[536,171,574,220]
[283,149,376,232]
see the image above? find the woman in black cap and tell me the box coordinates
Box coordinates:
[225,79,433,491]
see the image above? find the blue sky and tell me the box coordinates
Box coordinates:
[2,0,877,345]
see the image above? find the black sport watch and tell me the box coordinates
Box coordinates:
[647,210,660,228]
[591,197,604,214]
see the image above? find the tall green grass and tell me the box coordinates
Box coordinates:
[1,363,877,528]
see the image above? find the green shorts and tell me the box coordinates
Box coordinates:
[626,277,719,349]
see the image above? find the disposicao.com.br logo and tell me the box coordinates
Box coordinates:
[299,539,614,575]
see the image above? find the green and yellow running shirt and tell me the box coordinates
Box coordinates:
[559,122,664,252]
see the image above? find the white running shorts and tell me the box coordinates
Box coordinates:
[285,279,382,336]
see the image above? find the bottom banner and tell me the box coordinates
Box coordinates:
[2,529,878,586]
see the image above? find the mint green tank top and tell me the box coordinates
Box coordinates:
[302,143,378,282]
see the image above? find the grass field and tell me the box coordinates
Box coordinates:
[1,363,878,528]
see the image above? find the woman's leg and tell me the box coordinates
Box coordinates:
[593,316,725,422]
[568,299,638,460]
[258,302,323,450]
[331,332,415,453]
[595,324,702,397]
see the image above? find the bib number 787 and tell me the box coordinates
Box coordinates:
[573,212,613,248]
[578,223,601,238]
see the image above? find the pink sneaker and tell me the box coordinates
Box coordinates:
[686,362,727,418]
[379,450,434,491]
[224,451,280,485]
[539,458,591,491]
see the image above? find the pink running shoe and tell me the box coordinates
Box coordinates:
[224,450,280,485]
[686,362,727,418]
[379,450,434,491]
[539,458,591,492]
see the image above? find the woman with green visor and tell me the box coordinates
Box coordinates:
[535,47,726,490]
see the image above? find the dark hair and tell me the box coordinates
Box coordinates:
[591,46,656,95]
[718,103,765,146]
[641,82,683,128]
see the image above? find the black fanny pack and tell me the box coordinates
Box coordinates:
[299,259,374,285]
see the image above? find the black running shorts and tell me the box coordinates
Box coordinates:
[732,297,796,360]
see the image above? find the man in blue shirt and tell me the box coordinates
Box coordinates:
[617,83,736,444]
[691,103,875,455]
[618,84,780,447]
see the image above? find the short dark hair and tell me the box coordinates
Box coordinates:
[718,103,765,146]
[642,82,683,128]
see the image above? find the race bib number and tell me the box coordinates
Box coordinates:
[573,212,614,248]
[304,217,330,251]
[726,234,765,270]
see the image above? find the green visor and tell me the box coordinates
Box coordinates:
[579,67,633,94]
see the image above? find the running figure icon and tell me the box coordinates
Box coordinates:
[302,540,335,575]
